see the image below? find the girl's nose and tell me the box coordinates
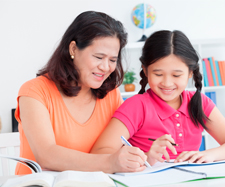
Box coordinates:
[162,76,173,87]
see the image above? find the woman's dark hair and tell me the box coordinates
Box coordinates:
[37,11,127,99]
[139,30,208,129]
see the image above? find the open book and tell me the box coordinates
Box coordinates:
[2,170,116,187]
[0,154,115,187]
[109,160,225,187]
[116,159,225,176]
[0,154,41,173]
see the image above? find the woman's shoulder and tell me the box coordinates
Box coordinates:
[19,75,55,95]
[101,87,122,104]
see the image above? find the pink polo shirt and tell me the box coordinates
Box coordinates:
[113,89,215,159]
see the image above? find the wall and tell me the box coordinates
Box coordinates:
[1,0,225,132]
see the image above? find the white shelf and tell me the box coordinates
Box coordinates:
[126,38,225,49]
[126,41,144,49]
[121,91,138,97]
[204,86,225,91]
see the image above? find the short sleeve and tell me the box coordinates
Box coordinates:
[201,92,216,117]
[15,77,51,124]
[112,95,145,137]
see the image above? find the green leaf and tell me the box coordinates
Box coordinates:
[122,70,137,85]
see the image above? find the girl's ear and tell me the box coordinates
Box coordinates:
[188,71,193,78]
[69,41,77,57]
[142,65,147,77]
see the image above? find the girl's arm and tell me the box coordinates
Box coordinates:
[91,118,147,171]
[20,96,145,173]
[175,106,225,163]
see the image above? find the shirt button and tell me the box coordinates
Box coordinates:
[179,133,182,137]
[176,114,179,117]
[177,123,180,127]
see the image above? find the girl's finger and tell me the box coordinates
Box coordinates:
[165,141,177,155]
[162,149,170,162]
[188,153,202,163]
[196,156,207,164]
[178,151,197,162]
[174,151,188,162]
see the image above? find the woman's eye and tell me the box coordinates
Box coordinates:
[155,74,162,76]
[96,57,102,60]
[174,75,181,77]
[110,60,117,63]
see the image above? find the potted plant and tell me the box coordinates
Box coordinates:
[123,70,137,92]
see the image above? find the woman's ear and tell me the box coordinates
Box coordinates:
[69,41,77,57]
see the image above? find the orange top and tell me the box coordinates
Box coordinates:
[15,75,123,175]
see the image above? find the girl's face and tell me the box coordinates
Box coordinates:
[144,54,193,108]
[70,36,120,90]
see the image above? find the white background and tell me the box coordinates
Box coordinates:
[1,0,225,132]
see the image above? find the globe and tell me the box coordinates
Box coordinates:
[131,3,156,41]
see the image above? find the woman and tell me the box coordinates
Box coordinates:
[15,11,147,175]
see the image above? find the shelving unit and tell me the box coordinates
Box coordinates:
[120,38,225,150]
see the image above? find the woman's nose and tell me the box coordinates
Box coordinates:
[99,59,110,72]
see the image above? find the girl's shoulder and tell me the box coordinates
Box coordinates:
[122,91,153,106]
[184,90,208,100]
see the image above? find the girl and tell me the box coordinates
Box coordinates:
[15,11,147,175]
[91,30,225,167]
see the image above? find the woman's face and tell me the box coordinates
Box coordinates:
[70,37,120,90]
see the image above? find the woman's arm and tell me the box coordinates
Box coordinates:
[175,106,225,163]
[91,118,147,171]
[20,96,145,173]
[19,96,113,172]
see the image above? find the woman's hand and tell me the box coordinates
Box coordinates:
[108,145,147,173]
[174,149,215,163]
[146,134,177,165]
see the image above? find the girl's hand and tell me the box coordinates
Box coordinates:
[109,145,147,173]
[174,150,215,163]
[147,134,177,165]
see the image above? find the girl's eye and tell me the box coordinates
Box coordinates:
[155,74,162,76]
[174,75,181,77]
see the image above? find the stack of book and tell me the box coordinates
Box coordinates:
[202,57,225,87]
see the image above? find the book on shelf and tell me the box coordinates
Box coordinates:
[202,59,209,87]
[203,58,214,86]
[205,92,217,105]
[208,57,218,86]
[215,60,223,86]
[109,160,225,187]
[209,57,219,86]
[202,57,225,87]
[219,61,225,85]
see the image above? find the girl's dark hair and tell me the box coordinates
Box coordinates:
[139,30,208,129]
[37,11,127,99]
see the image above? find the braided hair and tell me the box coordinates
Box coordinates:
[139,30,208,129]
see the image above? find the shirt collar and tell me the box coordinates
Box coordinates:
[147,89,190,120]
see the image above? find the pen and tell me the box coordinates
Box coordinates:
[121,136,151,168]
[148,138,179,146]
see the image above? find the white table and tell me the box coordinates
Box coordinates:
[115,178,225,187]
[1,175,225,187]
